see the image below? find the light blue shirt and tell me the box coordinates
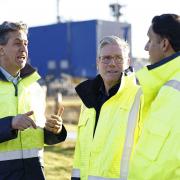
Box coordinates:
[0,66,21,85]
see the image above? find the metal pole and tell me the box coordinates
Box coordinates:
[57,0,60,23]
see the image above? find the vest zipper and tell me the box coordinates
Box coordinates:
[13,83,18,96]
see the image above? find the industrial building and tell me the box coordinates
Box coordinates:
[28,20,131,79]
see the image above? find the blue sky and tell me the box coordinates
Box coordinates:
[0,0,179,58]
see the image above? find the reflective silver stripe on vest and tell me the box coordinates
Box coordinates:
[89,176,120,180]
[0,148,43,161]
[120,88,142,180]
[164,80,180,91]
[72,168,80,178]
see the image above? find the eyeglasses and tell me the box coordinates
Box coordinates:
[99,55,124,64]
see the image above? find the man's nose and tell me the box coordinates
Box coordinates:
[109,58,116,65]
[20,45,27,52]
[144,42,149,51]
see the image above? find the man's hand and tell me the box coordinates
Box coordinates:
[12,111,37,130]
[45,105,64,134]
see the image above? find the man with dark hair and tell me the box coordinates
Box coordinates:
[128,14,180,180]
[0,21,67,179]
[151,14,180,52]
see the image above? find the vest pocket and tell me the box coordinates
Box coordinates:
[136,127,170,161]
[78,108,95,127]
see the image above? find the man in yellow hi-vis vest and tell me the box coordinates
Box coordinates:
[71,36,141,180]
[0,21,67,179]
[128,14,180,180]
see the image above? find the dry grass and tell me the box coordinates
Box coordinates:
[44,140,76,180]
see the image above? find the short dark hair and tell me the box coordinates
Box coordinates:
[152,14,180,52]
[0,21,28,45]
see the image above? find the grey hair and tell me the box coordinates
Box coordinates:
[0,21,28,45]
[97,35,130,59]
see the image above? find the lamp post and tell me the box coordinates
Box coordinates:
[109,2,124,22]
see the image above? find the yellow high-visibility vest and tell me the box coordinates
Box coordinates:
[129,53,180,180]
[0,72,45,161]
[72,74,140,180]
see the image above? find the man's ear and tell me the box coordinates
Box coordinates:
[161,38,170,52]
[128,57,131,66]
[96,58,99,71]
[123,57,131,70]
[0,46,4,56]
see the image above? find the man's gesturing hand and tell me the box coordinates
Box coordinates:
[45,105,64,134]
[12,111,37,130]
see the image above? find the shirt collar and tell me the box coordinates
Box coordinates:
[0,66,21,84]
[99,80,120,98]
